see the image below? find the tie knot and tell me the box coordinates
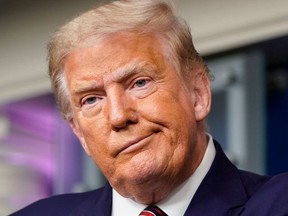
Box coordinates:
[139,205,168,216]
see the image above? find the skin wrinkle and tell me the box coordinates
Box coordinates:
[64,31,210,204]
[63,32,183,119]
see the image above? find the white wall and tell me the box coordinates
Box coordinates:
[178,0,288,54]
[1,0,288,103]
[0,0,105,104]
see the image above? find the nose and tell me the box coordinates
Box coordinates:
[106,87,138,130]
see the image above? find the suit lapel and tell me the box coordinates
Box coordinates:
[71,183,112,216]
[184,141,247,216]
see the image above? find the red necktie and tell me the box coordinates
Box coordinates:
[139,205,168,216]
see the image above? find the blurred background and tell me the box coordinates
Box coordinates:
[0,0,288,214]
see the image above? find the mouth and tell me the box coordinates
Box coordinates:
[118,133,155,156]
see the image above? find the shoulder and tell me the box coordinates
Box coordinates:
[241,171,288,197]
[242,173,288,215]
[10,186,111,216]
[250,172,288,199]
[238,169,270,195]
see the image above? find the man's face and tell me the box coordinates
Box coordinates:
[64,32,210,202]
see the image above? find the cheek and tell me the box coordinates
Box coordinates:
[77,117,113,163]
[146,90,197,151]
[141,88,195,129]
[138,96,196,156]
[83,133,117,180]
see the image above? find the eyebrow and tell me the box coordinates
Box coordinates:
[108,60,157,83]
[72,60,157,96]
[72,81,102,96]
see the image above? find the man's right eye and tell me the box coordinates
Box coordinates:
[82,96,98,105]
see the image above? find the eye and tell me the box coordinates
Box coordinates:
[82,96,101,106]
[133,78,150,88]
[129,77,157,98]
[85,97,96,104]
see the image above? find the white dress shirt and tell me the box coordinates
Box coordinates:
[111,134,216,216]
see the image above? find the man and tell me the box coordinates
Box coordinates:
[12,0,288,215]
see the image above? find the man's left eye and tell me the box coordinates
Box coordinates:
[134,79,149,88]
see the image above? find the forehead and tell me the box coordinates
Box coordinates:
[64,32,168,81]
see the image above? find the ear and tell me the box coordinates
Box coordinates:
[191,73,211,121]
[68,119,91,156]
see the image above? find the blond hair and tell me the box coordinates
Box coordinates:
[48,0,209,120]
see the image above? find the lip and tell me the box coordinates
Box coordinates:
[118,134,154,155]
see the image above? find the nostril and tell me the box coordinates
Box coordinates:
[111,118,138,131]
[112,120,127,130]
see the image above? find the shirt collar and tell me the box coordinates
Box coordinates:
[112,134,216,216]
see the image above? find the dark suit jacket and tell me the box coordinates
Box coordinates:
[11,141,288,216]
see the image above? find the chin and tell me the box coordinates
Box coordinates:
[111,166,159,191]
